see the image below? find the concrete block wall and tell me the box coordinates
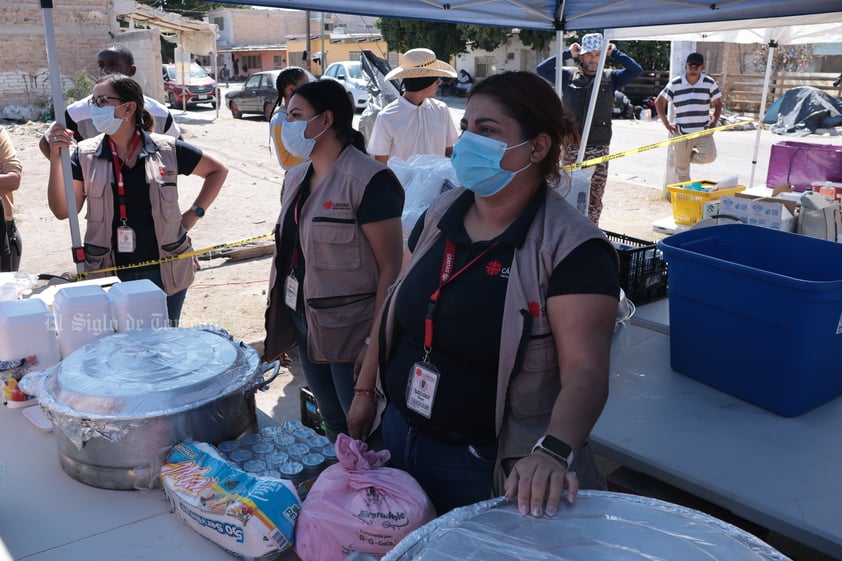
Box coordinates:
[0,0,111,116]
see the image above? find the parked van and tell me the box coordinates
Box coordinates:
[162,63,217,109]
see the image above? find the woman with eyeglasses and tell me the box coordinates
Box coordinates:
[263,79,405,441]
[47,74,227,324]
[348,71,620,516]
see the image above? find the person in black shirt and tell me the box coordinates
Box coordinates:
[349,71,619,515]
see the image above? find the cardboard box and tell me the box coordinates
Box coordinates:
[718,192,797,232]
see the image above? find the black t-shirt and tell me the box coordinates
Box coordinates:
[72,134,202,270]
[274,164,405,312]
[383,189,619,444]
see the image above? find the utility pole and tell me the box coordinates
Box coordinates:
[304,11,312,71]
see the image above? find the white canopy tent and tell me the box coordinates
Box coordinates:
[607,12,842,189]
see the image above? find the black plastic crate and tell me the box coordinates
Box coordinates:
[299,386,325,435]
[603,231,668,305]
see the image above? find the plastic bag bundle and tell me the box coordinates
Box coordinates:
[295,434,437,561]
[387,155,458,242]
[552,166,595,215]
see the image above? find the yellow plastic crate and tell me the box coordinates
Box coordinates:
[667,180,746,226]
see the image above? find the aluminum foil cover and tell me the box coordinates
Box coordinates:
[33,326,259,420]
[382,491,791,561]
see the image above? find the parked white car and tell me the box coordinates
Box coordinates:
[322,61,369,111]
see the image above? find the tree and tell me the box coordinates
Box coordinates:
[136,0,228,21]
[376,18,511,62]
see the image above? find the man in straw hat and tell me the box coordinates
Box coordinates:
[537,33,642,225]
[368,48,459,164]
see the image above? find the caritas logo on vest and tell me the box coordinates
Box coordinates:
[485,260,510,279]
[322,200,351,210]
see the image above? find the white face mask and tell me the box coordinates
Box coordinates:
[281,113,326,159]
[90,104,124,136]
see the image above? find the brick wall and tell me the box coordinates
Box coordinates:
[0,1,168,117]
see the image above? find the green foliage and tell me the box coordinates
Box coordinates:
[65,70,94,105]
[376,18,470,61]
[136,0,228,21]
[518,29,555,55]
[747,43,815,72]
[462,25,510,52]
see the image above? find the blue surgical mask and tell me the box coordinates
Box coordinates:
[90,104,124,136]
[281,113,326,159]
[451,131,532,197]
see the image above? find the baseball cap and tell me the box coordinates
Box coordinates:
[580,33,605,55]
[686,52,704,65]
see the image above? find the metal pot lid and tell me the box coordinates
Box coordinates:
[36,326,260,419]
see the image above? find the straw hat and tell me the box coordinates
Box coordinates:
[384,48,457,81]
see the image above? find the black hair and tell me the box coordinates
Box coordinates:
[292,80,366,153]
[273,66,308,111]
[96,74,154,132]
[97,44,134,67]
[469,71,579,188]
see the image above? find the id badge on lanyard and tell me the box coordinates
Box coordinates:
[116,225,136,253]
[405,239,498,419]
[110,134,140,253]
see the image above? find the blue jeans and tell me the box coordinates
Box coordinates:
[380,404,498,514]
[290,310,355,441]
[117,268,187,326]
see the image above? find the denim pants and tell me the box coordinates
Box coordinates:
[380,404,498,514]
[117,267,187,326]
[290,310,355,441]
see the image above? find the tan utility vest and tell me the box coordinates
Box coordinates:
[264,145,386,363]
[75,133,194,295]
[379,186,612,492]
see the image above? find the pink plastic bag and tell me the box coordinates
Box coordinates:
[295,434,437,561]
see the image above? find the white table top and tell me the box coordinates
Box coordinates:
[593,326,842,560]
[0,405,301,561]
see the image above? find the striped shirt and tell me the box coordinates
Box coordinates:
[659,74,721,133]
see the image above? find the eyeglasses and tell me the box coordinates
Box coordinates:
[88,95,124,108]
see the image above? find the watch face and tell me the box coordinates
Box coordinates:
[193,206,205,217]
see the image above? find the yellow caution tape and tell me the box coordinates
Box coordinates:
[77,232,275,280]
[74,119,752,280]
[562,119,755,172]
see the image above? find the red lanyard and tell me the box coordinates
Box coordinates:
[423,239,498,350]
[289,189,308,270]
[108,132,141,223]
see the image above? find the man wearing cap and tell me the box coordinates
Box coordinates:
[536,33,643,224]
[656,52,723,183]
[368,48,459,164]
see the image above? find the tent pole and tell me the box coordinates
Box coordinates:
[749,40,776,189]
[554,29,564,96]
[40,0,85,273]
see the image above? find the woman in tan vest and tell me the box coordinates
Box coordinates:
[349,71,620,515]
[46,74,227,324]
[263,80,404,441]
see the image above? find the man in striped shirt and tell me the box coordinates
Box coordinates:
[656,52,723,183]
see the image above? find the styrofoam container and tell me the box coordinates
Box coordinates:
[107,279,168,332]
[0,299,61,366]
[52,285,114,358]
[1,299,61,408]
[659,224,842,416]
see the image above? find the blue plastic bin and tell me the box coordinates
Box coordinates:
[658,224,842,416]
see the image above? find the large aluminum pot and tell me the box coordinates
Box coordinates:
[21,326,280,490]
